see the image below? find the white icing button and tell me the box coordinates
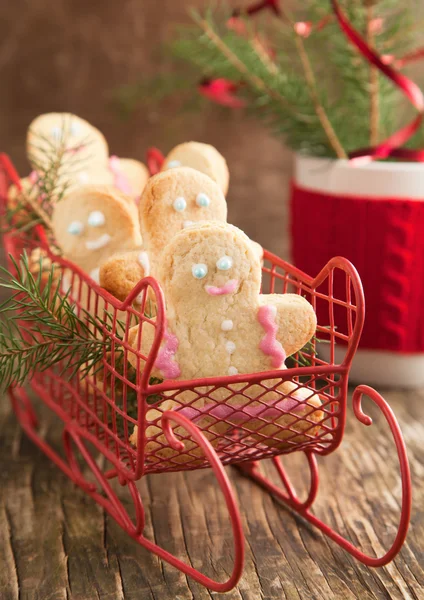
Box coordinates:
[167,160,181,169]
[87,210,106,227]
[221,319,233,331]
[225,341,236,354]
[228,366,238,376]
[78,171,90,184]
[138,251,150,276]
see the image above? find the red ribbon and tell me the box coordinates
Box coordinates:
[330,0,424,162]
[198,78,246,108]
[233,0,281,17]
[146,147,165,176]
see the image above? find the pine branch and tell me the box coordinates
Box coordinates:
[0,253,115,391]
[194,15,296,114]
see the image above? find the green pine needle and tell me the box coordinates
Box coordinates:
[115,0,424,157]
[0,253,112,391]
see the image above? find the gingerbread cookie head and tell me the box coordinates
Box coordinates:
[159,221,261,313]
[139,167,227,269]
[52,185,142,282]
[27,113,109,172]
[162,142,229,195]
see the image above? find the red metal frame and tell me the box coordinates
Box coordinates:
[0,153,412,592]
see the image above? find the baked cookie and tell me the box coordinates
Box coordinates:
[128,222,321,456]
[26,113,149,201]
[99,167,227,298]
[27,113,108,172]
[162,142,230,195]
[51,184,142,283]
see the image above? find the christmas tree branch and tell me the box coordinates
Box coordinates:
[196,16,294,112]
[0,253,114,390]
[278,5,347,159]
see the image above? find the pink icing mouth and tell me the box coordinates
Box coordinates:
[258,304,286,368]
[65,144,86,156]
[205,279,238,296]
[154,327,181,379]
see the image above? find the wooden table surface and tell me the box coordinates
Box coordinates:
[0,385,423,600]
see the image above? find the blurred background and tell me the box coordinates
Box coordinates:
[0,0,291,257]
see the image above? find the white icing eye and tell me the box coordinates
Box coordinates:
[192,263,208,279]
[173,197,187,212]
[167,160,181,169]
[67,220,84,235]
[196,192,211,208]
[87,211,106,227]
[78,171,89,184]
[50,126,62,141]
[69,121,80,136]
[216,255,233,271]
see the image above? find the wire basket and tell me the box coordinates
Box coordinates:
[0,152,412,593]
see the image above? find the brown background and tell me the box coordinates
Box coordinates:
[0,0,292,259]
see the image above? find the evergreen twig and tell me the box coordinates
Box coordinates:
[0,253,114,391]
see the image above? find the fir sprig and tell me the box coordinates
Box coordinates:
[0,253,165,420]
[0,253,111,391]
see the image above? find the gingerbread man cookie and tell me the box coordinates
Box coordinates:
[51,184,142,283]
[26,113,149,200]
[162,141,229,195]
[99,167,227,300]
[128,222,321,453]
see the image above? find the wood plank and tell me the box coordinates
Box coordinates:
[0,387,423,600]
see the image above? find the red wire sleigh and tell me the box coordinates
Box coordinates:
[0,152,412,593]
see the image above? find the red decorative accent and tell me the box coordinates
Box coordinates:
[146,147,165,175]
[0,153,412,591]
[294,21,313,38]
[331,0,424,162]
[237,385,411,567]
[396,46,424,68]
[198,78,246,108]
[291,180,424,352]
[233,0,281,17]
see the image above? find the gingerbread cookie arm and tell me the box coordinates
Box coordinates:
[100,250,150,302]
[111,158,149,198]
[258,294,317,359]
[127,321,181,381]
